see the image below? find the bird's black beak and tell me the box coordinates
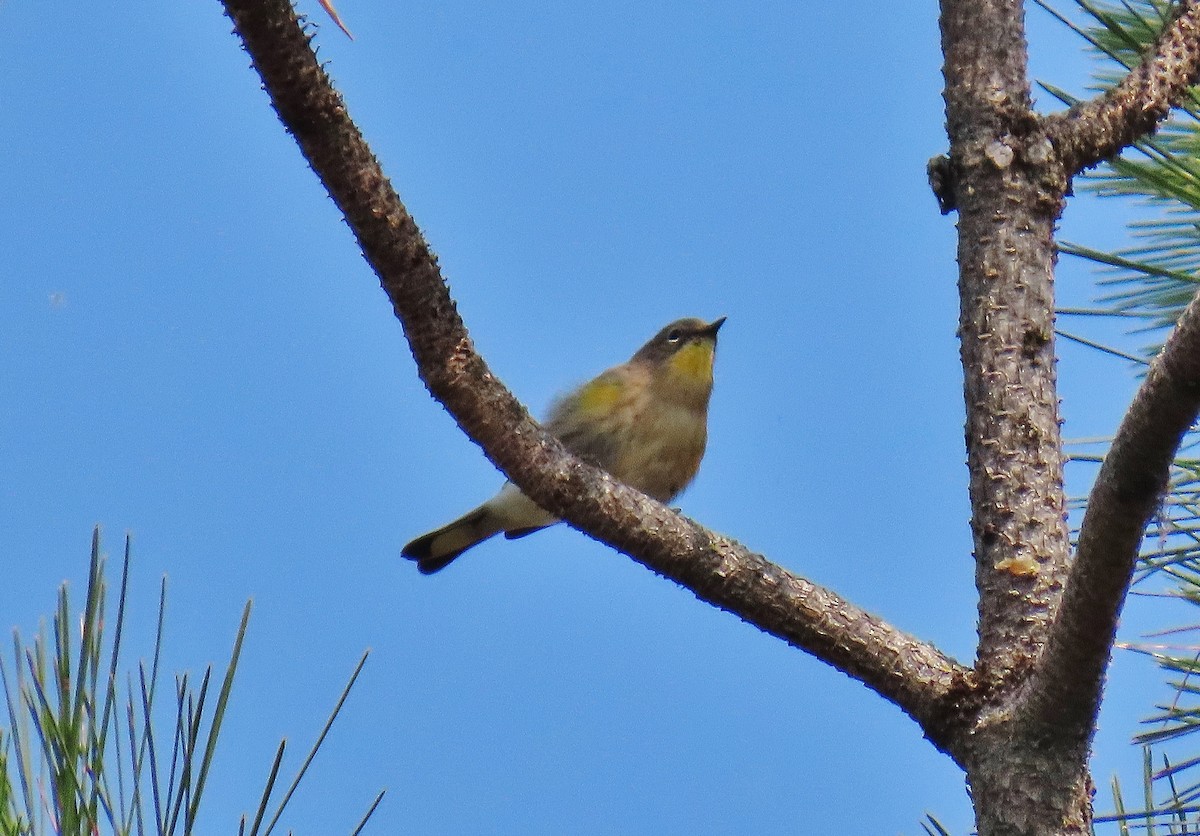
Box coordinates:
[702,316,727,338]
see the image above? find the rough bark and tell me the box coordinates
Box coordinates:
[937,1,1200,833]
[218,0,1200,832]
[941,0,1072,686]
[1025,291,1200,731]
[938,1,1089,830]
[1045,1,1200,174]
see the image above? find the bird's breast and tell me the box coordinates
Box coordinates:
[612,398,708,502]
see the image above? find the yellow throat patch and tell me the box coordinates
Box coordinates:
[667,340,714,385]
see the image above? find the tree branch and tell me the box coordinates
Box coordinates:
[219,0,972,745]
[1045,0,1200,176]
[1024,291,1200,733]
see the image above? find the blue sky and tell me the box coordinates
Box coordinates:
[0,2,1178,833]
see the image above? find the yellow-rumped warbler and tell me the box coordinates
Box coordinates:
[402,316,725,574]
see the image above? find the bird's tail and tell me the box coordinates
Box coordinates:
[401,505,505,575]
[403,485,558,574]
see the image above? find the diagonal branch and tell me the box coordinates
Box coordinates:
[219,0,973,746]
[1045,0,1200,176]
[1025,290,1200,733]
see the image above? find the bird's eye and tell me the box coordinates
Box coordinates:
[666,329,682,343]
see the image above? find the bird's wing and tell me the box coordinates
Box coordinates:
[544,367,629,470]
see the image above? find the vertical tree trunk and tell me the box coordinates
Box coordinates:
[939,1,1090,831]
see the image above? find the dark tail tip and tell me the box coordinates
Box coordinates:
[401,536,432,560]
[402,537,465,575]
[415,553,460,574]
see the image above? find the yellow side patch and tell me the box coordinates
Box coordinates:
[668,341,714,384]
[577,377,624,413]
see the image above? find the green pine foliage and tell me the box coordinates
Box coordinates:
[1040,1,1200,830]
[1039,0,1200,340]
[0,529,381,835]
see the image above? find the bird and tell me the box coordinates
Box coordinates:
[401,316,726,574]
